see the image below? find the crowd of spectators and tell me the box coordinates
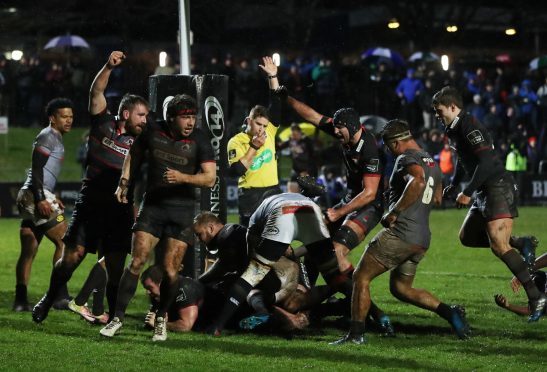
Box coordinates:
[1,50,547,176]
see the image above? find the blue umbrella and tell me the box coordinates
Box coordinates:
[361,47,405,67]
[409,51,440,62]
[44,34,90,49]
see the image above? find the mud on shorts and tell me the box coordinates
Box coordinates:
[17,188,65,234]
[365,228,426,276]
[133,202,195,245]
[63,196,133,254]
[469,174,519,221]
[330,200,383,244]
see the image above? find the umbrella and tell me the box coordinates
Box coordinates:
[44,34,90,49]
[361,47,405,67]
[361,115,388,133]
[408,51,440,63]
[529,56,547,70]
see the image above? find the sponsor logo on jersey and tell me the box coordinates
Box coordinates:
[366,158,380,173]
[153,149,188,165]
[422,157,436,167]
[101,137,129,156]
[466,130,485,145]
[250,149,273,170]
[176,288,187,303]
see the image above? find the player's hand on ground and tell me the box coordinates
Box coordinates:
[107,51,126,68]
[35,200,52,218]
[494,294,509,308]
[455,192,471,209]
[115,177,129,203]
[510,276,522,293]
[259,56,277,77]
[381,211,397,228]
[163,167,185,184]
[205,324,222,337]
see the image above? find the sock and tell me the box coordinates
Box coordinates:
[92,287,105,316]
[435,302,453,321]
[156,275,180,318]
[368,301,386,322]
[114,268,139,321]
[349,320,366,336]
[75,262,107,306]
[106,283,118,320]
[15,284,28,302]
[47,264,73,301]
[248,292,269,315]
[55,283,70,301]
[501,249,541,300]
[215,278,253,330]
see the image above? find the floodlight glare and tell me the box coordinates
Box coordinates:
[441,55,449,71]
[159,51,167,67]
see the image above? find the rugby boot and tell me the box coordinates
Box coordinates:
[512,236,538,269]
[239,313,271,330]
[378,315,396,337]
[144,310,156,330]
[329,332,366,345]
[68,299,94,322]
[100,317,123,337]
[91,312,109,325]
[32,294,54,323]
[528,293,547,322]
[448,305,470,339]
[152,316,167,342]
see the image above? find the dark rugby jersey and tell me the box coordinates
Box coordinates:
[138,120,215,205]
[387,149,441,248]
[445,112,505,194]
[83,112,135,196]
[318,116,383,203]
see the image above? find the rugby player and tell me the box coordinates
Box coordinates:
[100,93,216,341]
[432,86,546,322]
[32,51,149,324]
[332,119,470,345]
[14,98,74,311]
[285,95,384,277]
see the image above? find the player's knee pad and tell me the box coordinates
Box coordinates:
[272,256,299,303]
[332,226,360,250]
[241,258,272,287]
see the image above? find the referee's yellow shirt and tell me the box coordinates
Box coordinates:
[227,123,279,189]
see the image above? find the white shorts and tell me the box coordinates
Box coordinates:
[17,188,63,226]
[261,201,329,245]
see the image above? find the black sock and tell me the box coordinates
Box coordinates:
[75,263,106,306]
[435,302,453,321]
[368,301,386,322]
[215,278,253,330]
[114,268,139,321]
[501,249,541,300]
[15,284,28,302]
[47,265,73,301]
[156,276,180,319]
[248,292,269,315]
[349,320,366,335]
[55,283,70,301]
[92,287,106,316]
[106,283,118,320]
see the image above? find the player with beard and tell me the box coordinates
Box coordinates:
[332,119,469,345]
[285,94,384,277]
[32,51,149,324]
[100,94,216,341]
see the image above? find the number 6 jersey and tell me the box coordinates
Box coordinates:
[386,149,441,249]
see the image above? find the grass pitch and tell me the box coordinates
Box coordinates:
[0,208,546,371]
